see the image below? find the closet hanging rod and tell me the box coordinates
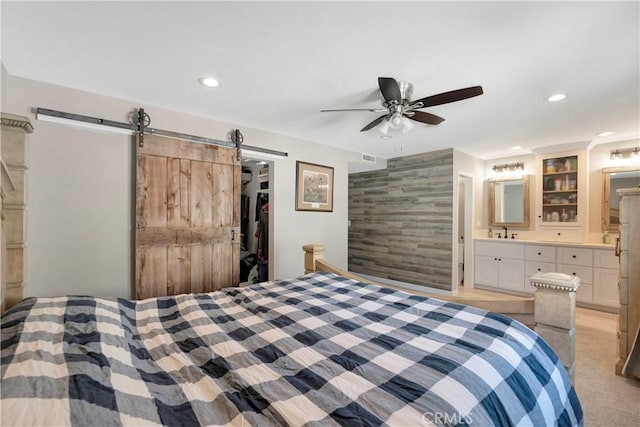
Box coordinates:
[35,107,288,158]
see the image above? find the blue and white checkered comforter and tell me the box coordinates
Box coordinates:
[1,272,582,426]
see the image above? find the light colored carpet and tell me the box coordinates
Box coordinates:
[574,320,640,426]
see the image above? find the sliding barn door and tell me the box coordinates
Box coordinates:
[135,134,240,299]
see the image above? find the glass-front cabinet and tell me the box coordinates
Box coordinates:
[536,149,586,243]
[541,155,578,223]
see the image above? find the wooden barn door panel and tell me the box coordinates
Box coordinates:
[135,134,240,299]
[136,247,168,299]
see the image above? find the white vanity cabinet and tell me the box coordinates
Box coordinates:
[593,249,620,308]
[474,241,525,291]
[474,239,618,310]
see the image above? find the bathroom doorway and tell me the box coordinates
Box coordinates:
[457,173,474,290]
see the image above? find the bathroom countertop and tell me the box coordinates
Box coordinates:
[473,237,616,250]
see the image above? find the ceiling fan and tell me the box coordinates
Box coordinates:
[321,77,483,134]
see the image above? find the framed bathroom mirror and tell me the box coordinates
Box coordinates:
[489,175,530,227]
[602,166,640,231]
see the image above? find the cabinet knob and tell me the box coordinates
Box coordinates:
[538,215,542,219]
[572,272,576,276]
[537,252,541,255]
[557,232,561,236]
[572,255,576,258]
[537,268,541,271]
[498,258,502,261]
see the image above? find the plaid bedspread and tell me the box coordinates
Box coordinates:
[1,272,582,426]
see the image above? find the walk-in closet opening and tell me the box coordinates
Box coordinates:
[240,158,273,284]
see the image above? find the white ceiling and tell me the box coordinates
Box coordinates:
[2,1,639,161]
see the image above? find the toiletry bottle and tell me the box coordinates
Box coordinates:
[603,231,610,244]
[488,228,493,238]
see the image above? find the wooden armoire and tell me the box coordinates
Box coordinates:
[1,114,32,313]
[616,187,640,376]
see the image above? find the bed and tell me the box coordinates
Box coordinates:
[1,265,582,426]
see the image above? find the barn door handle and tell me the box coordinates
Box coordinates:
[231,229,236,242]
[615,237,621,257]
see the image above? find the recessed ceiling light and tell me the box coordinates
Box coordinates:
[598,131,615,137]
[380,135,393,139]
[547,93,566,102]
[511,145,522,150]
[198,76,220,88]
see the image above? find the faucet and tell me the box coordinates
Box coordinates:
[503,226,508,239]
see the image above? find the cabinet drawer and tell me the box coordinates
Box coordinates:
[557,247,592,266]
[576,284,593,303]
[525,261,556,277]
[557,264,593,284]
[536,227,583,243]
[525,245,556,263]
[475,241,524,259]
[594,249,618,269]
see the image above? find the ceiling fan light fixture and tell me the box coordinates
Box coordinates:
[401,117,415,134]
[389,112,404,129]
[378,119,391,135]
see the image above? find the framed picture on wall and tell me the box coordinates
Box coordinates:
[295,161,334,212]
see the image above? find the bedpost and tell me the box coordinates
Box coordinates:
[529,272,580,382]
[303,244,325,274]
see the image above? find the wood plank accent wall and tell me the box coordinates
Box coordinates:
[348,148,454,290]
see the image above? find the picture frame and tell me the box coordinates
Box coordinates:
[295,161,334,212]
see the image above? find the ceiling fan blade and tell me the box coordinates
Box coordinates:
[360,115,388,132]
[412,86,483,108]
[321,108,387,113]
[378,77,402,104]
[407,111,445,125]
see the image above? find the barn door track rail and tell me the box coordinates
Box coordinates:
[35,107,288,159]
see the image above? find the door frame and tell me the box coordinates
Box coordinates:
[455,172,475,290]
[242,155,276,281]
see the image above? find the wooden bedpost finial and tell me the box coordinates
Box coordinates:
[302,244,325,274]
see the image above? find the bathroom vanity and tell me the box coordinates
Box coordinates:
[474,238,618,312]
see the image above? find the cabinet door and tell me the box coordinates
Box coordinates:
[540,155,578,224]
[475,255,499,286]
[576,284,593,303]
[594,249,618,269]
[594,268,620,307]
[499,258,525,291]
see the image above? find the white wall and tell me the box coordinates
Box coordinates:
[453,149,485,234]
[1,65,6,111]
[3,74,378,298]
[453,149,484,290]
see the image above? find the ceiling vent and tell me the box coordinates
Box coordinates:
[361,153,376,164]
